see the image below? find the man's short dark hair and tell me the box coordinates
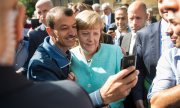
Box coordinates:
[46,6,74,29]
[114,6,127,14]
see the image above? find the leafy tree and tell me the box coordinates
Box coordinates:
[19,0,37,18]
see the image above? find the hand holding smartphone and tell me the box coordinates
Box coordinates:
[121,55,137,79]
[121,54,136,69]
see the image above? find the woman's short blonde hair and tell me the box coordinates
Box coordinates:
[75,10,104,30]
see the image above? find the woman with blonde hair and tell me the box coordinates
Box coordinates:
[70,10,125,108]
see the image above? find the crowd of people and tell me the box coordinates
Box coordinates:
[0,0,180,108]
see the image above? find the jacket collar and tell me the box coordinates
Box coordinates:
[42,37,71,68]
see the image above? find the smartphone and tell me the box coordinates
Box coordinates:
[108,27,115,32]
[121,54,136,69]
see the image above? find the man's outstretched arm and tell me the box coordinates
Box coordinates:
[90,66,139,107]
[150,84,180,108]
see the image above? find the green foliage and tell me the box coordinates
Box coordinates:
[19,0,37,17]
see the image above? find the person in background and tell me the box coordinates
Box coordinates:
[100,31,113,44]
[0,1,94,108]
[120,1,148,108]
[67,2,74,9]
[107,22,117,39]
[27,0,53,62]
[71,3,78,15]
[121,1,148,55]
[23,12,31,41]
[146,8,157,25]
[71,2,92,16]
[107,6,130,46]
[70,10,139,108]
[14,10,29,74]
[101,2,115,33]
[147,0,180,107]
[15,38,29,74]
[21,0,54,75]
[92,3,101,14]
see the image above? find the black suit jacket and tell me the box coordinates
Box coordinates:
[132,21,161,101]
[0,66,94,108]
[110,13,115,24]
[28,24,48,60]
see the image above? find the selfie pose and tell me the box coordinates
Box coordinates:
[70,10,138,108]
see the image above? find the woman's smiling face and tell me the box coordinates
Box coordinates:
[78,26,101,55]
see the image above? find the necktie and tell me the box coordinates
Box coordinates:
[119,35,124,46]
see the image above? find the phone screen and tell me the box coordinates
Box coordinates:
[121,55,136,69]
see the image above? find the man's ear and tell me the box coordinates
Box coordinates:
[46,27,52,36]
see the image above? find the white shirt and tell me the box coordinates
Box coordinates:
[105,13,111,25]
[160,19,173,54]
[114,29,129,46]
[148,47,180,99]
[113,29,121,45]
[129,32,137,55]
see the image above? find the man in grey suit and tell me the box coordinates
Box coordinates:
[132,0,174,108]
[121,1,148,55]
[101,2,115,33]
[121,1,148,108]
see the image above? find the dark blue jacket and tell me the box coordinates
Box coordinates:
[27,37,71,81]
[28,24,48,60]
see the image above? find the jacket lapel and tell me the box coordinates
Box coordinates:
[150,21,161,64]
